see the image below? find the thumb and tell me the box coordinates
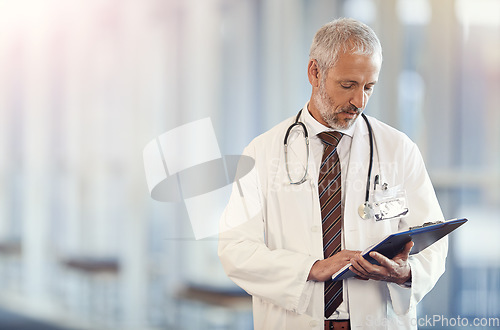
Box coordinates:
[401,241,414,259]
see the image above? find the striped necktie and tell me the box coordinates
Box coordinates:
[317,131,344,318]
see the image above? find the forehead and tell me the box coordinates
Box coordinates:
[327,52,381,82]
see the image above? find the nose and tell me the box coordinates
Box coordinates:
[350,88,366,110]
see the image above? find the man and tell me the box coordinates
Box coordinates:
[218,18,447,329]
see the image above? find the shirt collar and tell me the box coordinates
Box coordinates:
[301,101,357,138]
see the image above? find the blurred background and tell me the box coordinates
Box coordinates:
[0,0,499,329]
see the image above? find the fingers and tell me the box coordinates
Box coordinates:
[368,251,391,268]
[338,250,362,259]
[368,240,413,266]
[351,254,383,278]
[350,265,369,280]
[350,253,392,281]
[347,242,414,283]
[354,275,369,281]
[350,256,367,275]
[312,250,363,282]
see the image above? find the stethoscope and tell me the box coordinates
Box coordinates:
[284,109,376,220]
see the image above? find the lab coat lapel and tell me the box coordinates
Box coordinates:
[343,117,371,248]
[271,123,322,256]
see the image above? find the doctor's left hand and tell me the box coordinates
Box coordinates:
[349,241,413,285]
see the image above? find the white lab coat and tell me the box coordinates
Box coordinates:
[218,114,448,329]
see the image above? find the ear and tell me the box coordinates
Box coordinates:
[307,59,321,88]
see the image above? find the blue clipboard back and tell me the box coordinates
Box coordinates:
[332,218,467,281]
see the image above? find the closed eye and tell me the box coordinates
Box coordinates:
[365,83,376,92]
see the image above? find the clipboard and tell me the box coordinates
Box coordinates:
[332,218,468,281]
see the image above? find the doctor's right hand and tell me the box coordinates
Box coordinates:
[307,250,361,282]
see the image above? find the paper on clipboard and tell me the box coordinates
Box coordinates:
[331,218,468,281]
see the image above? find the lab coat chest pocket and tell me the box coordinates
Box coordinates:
[368,183,406,237]
[266,179,320,254]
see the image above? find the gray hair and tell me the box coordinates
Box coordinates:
[309,18,382,76]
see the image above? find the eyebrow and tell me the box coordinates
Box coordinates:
[339,80,378,85]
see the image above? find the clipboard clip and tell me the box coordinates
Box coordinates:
[409,221,444,230]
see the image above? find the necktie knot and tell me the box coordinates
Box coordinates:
[317,131,343,148]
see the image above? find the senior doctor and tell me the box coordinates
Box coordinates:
[218,18,447,330]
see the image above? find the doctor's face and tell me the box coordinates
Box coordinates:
[309,52,381,129]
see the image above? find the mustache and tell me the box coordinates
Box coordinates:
[341,105,361,114]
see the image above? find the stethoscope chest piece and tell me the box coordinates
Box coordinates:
[358,202,374,220]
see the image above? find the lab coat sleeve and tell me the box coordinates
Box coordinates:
[387,141,448,315]
[218,143,318,314]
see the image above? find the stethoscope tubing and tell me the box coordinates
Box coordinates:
[361,112,374,204]
[284,110,310,185]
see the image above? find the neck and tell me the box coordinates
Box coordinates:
[307,96,328,127]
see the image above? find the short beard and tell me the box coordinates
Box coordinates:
[314,81,360,130]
